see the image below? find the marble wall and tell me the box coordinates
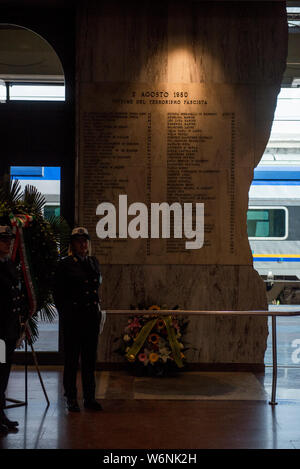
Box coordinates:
[76,1,288,365]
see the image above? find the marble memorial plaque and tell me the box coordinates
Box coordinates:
[79,82,254,265]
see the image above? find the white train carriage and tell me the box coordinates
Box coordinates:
[248,165,300,303]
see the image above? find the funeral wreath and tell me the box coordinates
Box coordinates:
[0,176,69,341]
[115,303,190,376]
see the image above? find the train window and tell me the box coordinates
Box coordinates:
[44,204,60,219]
[247,206,288,240]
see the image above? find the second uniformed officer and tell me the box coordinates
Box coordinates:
[0,225,22,433]
[53,227,102,412]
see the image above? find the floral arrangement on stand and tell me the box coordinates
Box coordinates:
[115,303,189,377]
[0,175,70,341]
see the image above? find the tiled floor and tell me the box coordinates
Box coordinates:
[1,366,300,449]
[4,313,300,449]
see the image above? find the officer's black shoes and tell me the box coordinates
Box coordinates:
[0,412,19,433]
[1,415,19,429]
[0,422,8,435]
[66,398,80,412]
[65,397,103,411]
[83,399,103,411]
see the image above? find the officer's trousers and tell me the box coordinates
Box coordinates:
[0,340,16,416]
[61,312,100,400]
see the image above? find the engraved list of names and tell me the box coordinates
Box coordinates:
[79,83,252,265]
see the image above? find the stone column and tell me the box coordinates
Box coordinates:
[76,1,287,365]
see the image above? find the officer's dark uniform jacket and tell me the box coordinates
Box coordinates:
[0,259,22,342]
[53,254,102,400]
[53,255,102,319]
[0,258,23,414]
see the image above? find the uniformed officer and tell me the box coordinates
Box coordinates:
[53,227,102,412]
[0,225,21,434]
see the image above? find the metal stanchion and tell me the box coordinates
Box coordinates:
[27,336,50,407]
[5,340,27,409]
[5,327,50,409]
[269,315,278,406]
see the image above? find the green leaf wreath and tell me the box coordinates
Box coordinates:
[0,175,70,341]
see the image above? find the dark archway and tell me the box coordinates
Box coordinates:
[0,5,76,227]
[0,4,76,364]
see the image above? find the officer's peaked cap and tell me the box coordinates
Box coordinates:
[70,226,90,240]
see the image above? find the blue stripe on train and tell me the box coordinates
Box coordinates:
[10,166,60,180]
[253,257,300,262]
[252,181,300,185]
[254,166,300,180]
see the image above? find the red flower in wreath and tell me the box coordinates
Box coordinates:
[128,317,141,330]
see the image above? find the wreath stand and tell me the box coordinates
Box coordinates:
[5,327,50,409]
